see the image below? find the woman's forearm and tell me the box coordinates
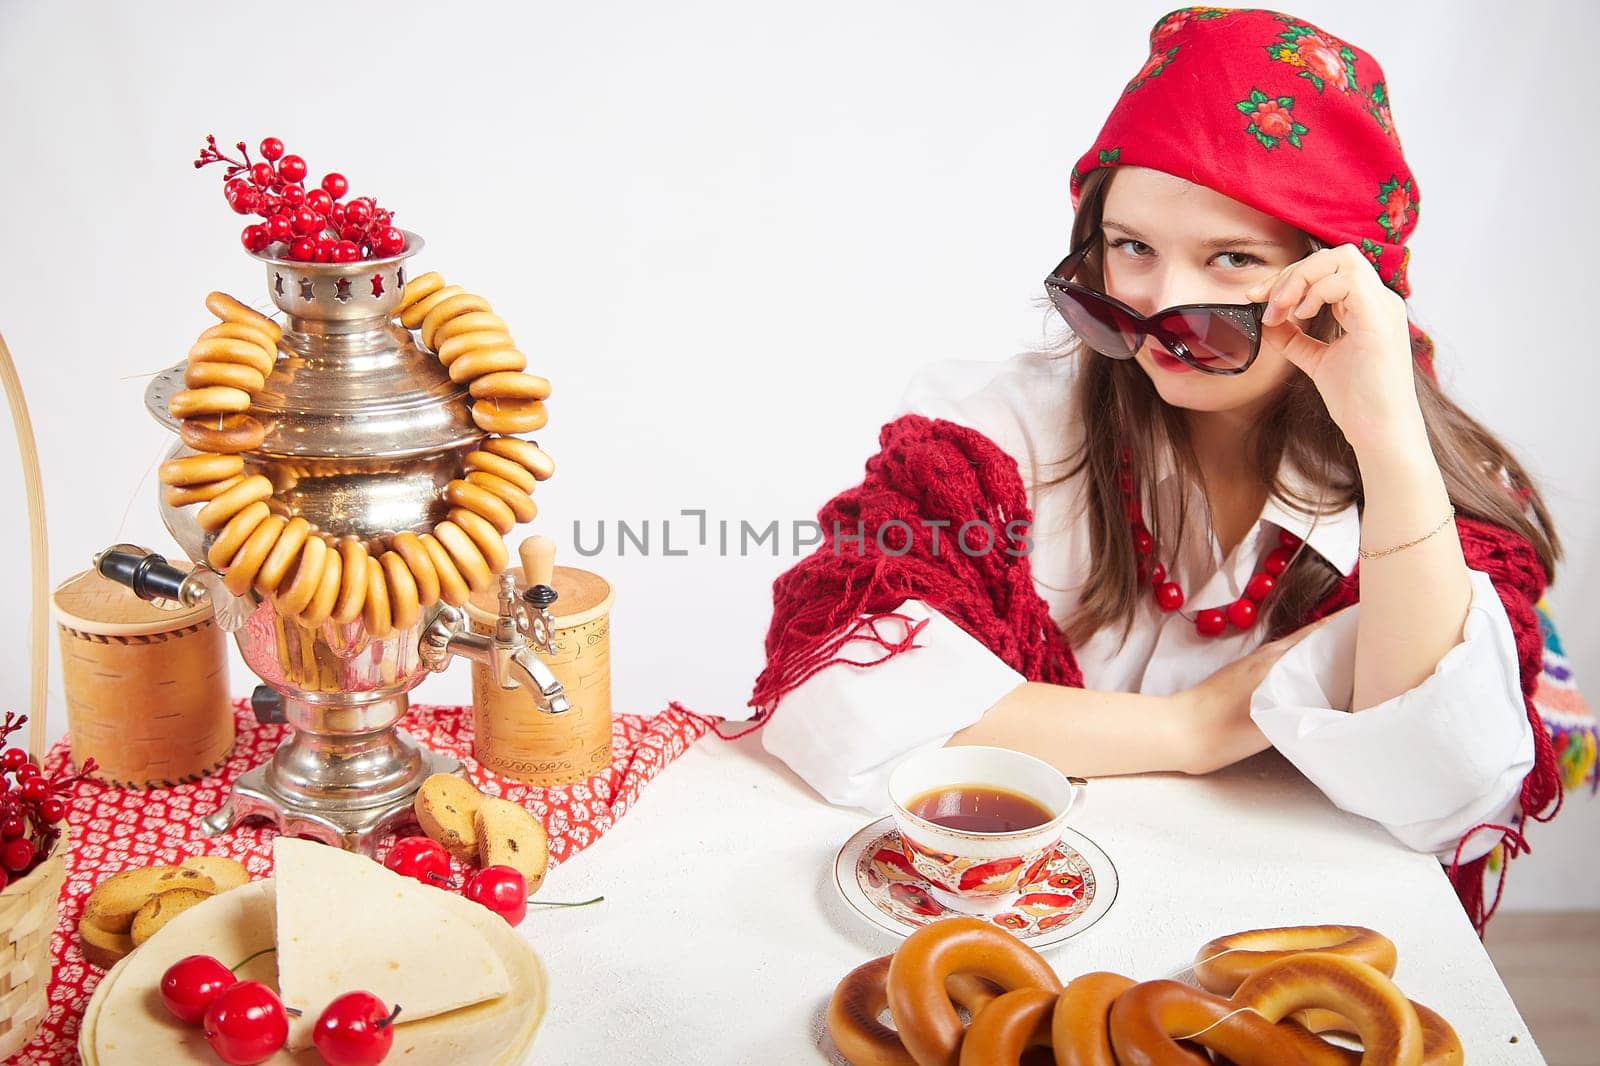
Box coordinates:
[1351,420,1474,712]
[944,682,1187,777]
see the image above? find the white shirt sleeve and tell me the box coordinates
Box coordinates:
[760,599,1027,812]
[1249,567,1534,865]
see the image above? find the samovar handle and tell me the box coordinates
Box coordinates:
[92,544,254,631]
[94,544,194,604]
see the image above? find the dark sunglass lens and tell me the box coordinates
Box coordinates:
[1157,306,1258,370]
[1048,286,1142,360]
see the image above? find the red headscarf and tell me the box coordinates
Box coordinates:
[1067,6,1435,373]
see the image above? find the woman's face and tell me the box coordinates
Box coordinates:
[1096,166,1310,418]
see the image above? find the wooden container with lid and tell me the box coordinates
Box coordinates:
[465,542,614,786]
[52,567,233,788]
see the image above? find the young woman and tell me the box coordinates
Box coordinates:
[747,7,1570,932]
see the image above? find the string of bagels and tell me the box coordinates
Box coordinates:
[155,277,553,636]
[828,919,1463,1066]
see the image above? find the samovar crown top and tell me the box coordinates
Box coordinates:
[251,230,425,325]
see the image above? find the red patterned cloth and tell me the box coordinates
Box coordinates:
[1068,6,1436,372]
[7,699,715,1065]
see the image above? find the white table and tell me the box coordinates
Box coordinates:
[523,731,1546,1064]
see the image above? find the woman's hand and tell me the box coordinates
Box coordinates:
[1172,615,1340,775]
[1244,244,1422,454]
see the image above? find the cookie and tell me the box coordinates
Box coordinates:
[180,854,251,893]
[414,772,483,863]
[78,915,136,970]
[475,796,550,894]
[131,887,214,947]
[83,866,215,934]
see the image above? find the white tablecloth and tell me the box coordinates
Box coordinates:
[522,732,1546,1063]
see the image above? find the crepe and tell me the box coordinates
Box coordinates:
[84,872,545,1064]
[272,837,513,1050]
[77,947,130,1064]
[92,881,312,1064]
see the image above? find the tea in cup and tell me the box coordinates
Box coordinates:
[887,745,1081,909]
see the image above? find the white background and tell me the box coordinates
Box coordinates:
[0,1,1594,909]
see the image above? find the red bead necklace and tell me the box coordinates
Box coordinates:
[1116,451,1301,638]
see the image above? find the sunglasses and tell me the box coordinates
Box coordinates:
[1043,237,1267,375]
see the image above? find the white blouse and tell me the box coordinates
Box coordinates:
[761,350,1533,866]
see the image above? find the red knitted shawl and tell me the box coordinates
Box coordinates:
[748,413,1563,936]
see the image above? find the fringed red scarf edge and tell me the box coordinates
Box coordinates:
[727,611,931,739]
[742,414,1084,730]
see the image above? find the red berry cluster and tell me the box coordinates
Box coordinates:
[193,135,405,263]
[0,712,95,890]
[163,950,401,1066]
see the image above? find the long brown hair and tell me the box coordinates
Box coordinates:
[1042,166,1562,648]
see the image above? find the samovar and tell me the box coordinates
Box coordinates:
[96,233,570,854]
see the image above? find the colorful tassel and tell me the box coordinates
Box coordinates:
[1533,598,1598,793]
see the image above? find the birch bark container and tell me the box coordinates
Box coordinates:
[52,568,233,788]
[466,565,613,785]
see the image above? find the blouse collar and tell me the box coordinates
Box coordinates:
[1149,450,1361,577]
[1260,478,1361,576]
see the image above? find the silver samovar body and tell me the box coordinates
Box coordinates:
[134,235,568,853]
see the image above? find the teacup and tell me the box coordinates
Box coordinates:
[887,745,1082,912]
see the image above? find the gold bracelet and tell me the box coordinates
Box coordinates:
[1357,505,1456,560]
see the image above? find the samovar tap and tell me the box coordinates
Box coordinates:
[419,571,571,715]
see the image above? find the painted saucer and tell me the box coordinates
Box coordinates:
[833,815,1118,949]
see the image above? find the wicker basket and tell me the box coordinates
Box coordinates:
[0,326,64,1056]
[0,826,68,1057]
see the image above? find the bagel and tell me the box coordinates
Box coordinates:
[164,474,245,508]
[465,471,538,524]
[1194,926,1398,997]
[196,475,274,532]
[180,412,265,454]
[390,531,441,612]
[446,507,511,572]
[159,453,244,488]
[470,397,547,434]
[204,291,281,341]
[331,538,370,625]
[299,545,343,629]
[437,329,515,368]
[885,917,1062,1066]
[481,436,555,481]
[420,292,494,350]
[420,532,471,607]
